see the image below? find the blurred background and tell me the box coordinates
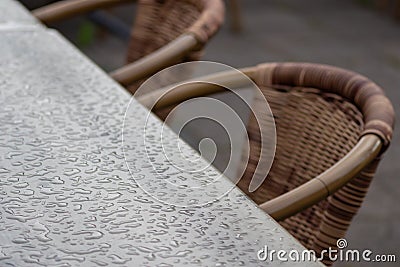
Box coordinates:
[21,0,399,266]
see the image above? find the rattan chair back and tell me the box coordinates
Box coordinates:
[124,0,224,91]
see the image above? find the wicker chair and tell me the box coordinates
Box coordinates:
[138,62,395,266]
[33,0,225,91]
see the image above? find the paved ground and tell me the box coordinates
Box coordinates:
[24,0,399,266]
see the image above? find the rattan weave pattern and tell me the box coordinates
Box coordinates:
[126,0,224,87]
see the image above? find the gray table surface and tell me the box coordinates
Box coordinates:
[0,0,38,26]
[0,1,322,266]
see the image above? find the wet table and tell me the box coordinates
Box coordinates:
[0,0,39,26]
[0,1,323,266]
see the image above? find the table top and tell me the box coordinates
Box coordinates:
[0,0,38,25]
[0,1,322,266]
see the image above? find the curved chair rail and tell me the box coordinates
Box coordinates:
[33,0,133,24]
[110,34,199,86]
[33,0,225,88]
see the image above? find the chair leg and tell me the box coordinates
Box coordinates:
[229,0,243,33]
[395,0,400,19]
[375,0,390,10]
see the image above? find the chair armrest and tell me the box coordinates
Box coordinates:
[136,67,257,108]
[109,33,200,87]
[259,134,382,221]
[33,0,133,24]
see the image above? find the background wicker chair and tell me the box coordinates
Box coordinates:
[33,0,225,91]
[138,62,395,266]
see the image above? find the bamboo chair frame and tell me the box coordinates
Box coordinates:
[33,0,225,87]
